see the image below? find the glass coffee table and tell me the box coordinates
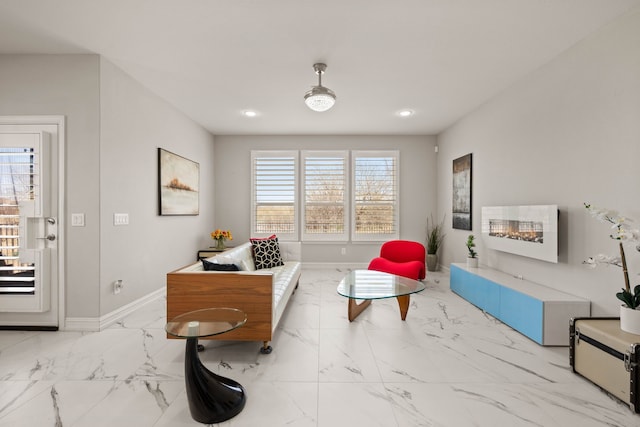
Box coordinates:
[166,307,247,425]
[337,270,426,322]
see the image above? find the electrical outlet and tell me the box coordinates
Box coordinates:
[113,279,123,294]
[341,247,346,255]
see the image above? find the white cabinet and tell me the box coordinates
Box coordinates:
[450,263,590,346]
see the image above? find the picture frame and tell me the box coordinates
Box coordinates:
[158,148,200,216]
[452,153,472,230]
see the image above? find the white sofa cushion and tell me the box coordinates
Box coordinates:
[213,244,256,271]
[279,241,301,262]
[270,261,302,328]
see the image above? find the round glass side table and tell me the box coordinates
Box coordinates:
[166,307,247,425]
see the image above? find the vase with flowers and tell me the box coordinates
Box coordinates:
[211,229,233,250]
[584,203,640,334]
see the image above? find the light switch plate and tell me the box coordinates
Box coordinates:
[71,213,85,227]
[114,213,129,226]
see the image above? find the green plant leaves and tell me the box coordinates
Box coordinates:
[616,284,640,309]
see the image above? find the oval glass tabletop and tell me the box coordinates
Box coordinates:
[337,269,426,300]
[165,307,247,338]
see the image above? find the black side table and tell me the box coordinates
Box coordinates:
[166,308,247,424]
[197,247,226,260]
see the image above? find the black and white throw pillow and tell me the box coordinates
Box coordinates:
[250,235,284,270]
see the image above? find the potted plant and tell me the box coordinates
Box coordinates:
[426,214,445,271]
[584,203,640,333]
[466,234,478,268]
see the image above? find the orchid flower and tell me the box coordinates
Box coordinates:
[583,254,622,268]
[584,203,639,305]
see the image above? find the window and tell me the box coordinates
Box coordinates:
[352,151,399,241]
[251,151,298,240]
[251,149,399,242]
[302,151,348,241]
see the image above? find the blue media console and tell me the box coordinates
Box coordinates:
[450,263,590,346]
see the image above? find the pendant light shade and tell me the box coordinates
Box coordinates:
[304,63,336,112]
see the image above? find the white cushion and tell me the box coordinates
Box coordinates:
[211,243,256,271]
[279,241,301,262]
[270,261,302,327]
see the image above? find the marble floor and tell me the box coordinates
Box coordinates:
[0,268,638,427]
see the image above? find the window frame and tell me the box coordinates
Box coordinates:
[350,150,400,242]
[250,150,299,241]
[250,149,400,243]
[301,150,349,242]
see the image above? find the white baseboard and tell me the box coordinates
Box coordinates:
[63,316,100,332]
[64,288,166,332]
[302,262,369,270]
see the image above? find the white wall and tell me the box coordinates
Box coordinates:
[0,54,102,318]
[214,135,437,263]
[0,54,216,321]
[436,9,640,315]
[99,58,215,315]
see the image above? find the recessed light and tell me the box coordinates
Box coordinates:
[397,109,414,117]
[243,110,258,117]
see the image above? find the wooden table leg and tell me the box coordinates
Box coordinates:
[348,298,372,322]
[396,295,410,320]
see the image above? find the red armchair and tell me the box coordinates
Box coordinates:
[368,240,426,281]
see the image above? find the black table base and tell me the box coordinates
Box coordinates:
[185,337,246,424]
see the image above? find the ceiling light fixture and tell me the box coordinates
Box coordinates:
[243,110,258,117]
[304,63,336,112]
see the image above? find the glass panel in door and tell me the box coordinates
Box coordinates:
[0,147,36,295]
[0,130,54,316]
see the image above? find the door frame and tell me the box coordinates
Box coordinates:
[0,115,66,329]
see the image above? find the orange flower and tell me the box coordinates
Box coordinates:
[211,229,233,241]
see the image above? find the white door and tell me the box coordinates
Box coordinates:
[0,124,60,329]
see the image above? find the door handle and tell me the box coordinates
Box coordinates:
[37,234,56,242]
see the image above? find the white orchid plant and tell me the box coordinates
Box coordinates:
[584,203,640,309]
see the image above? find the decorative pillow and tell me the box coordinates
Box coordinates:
[250,235,284,270]
[202,259,240,271]
[212,255,245,271]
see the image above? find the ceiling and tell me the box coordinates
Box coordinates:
[1,0,639,136]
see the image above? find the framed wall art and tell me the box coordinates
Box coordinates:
[452,153,472,230]
[158,148,200,215]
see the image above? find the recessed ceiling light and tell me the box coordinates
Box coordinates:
[397,109,414,117]
[243,110,258,117]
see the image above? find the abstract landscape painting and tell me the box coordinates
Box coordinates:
[452,153,472,230]
[158,148,199,215]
